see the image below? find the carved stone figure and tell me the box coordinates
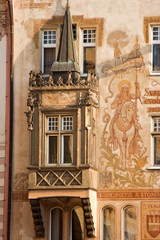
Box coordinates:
[25,106,34,131]
[66,71,73,85]
[25,93,35,130]
[57,76,63,86]
[37,71,44,87]
[29,71,37,87]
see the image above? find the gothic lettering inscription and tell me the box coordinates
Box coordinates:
[98,191,160,200]
[143,88,160,105]
[147,107,160,113]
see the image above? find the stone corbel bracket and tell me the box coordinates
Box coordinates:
[81,198,95,237]
[30,199,45,238]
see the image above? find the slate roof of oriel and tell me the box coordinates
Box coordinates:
[51,0,80,76]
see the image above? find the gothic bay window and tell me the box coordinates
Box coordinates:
[151,26,160,72]
[82,29,96,74]
[46,114,75,165]
[152,117,160,165]
[42,30,56,74]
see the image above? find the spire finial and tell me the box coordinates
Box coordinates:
[67,0,69,7]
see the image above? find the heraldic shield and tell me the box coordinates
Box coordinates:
[147,215,160,238]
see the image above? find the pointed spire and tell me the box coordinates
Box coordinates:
[57,1,75,62]
[51,1,80,76]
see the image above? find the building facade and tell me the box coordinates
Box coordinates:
[11,0,160,239]
[0,1,12,239]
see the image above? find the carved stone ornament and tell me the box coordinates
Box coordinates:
[25,92,42,131]
[78,90,99,108]
[14,172,28,190]
[0,19,7,41]
[28,70,98,89]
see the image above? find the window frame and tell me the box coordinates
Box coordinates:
[122,205,137,240]
[41,29,57,75]
[50,207,63,240]
[81,28,96,75]
[70,206,85,240]
[151,25,160,74]
[151,116,160,166]
[102,205,116,240]
[44,111,77,166]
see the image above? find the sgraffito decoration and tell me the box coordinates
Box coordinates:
[100,36,159,189]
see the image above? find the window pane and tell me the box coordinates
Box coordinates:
[72,207,84,240]
[83,29,96,43]
[153,44,160,71]
[61,135,73,164]
[48,117,58,131]
[62,117,73,131]
[153,118,160,132]
[43,30,56,44]
[124,206,137,240]
[44,48,56,74]
[51,208,63,240]
[72,24,77,40]
[48,136,57,164]
[84,47,95,73]
[154,136,160,165]
[103,207,115,240]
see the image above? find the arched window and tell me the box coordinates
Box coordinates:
[50,207,63,240]
[103,206,115,240]
[123,206,137,240]
[71,206,84,240]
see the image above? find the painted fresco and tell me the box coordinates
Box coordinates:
[99,36,160,189]
[142,202,160,240]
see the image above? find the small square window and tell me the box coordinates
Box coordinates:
[61,117,73,131]
[48,117,58,131]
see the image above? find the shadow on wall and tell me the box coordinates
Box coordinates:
[99,30,151,79]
